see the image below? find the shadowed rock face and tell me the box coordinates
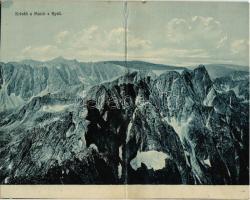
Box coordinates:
[0,64,248,184]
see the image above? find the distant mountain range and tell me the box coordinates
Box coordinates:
[0,58,248,111]
[3,57,249,77]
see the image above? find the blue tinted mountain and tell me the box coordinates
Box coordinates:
[0,60,248,184]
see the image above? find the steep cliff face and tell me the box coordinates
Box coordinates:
[0,64,248,184]
[148,66,249,184]
[125,102,193,184]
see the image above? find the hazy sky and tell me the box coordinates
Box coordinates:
[1,0,249,66]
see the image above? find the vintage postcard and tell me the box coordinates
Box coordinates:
[0,0,249,199]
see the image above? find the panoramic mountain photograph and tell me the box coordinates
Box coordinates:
[0,0,249,185]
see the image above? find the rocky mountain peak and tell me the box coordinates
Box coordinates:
[189,65,213,101]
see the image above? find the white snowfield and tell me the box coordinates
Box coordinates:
[130,150,170,171]
[42,104,72,112]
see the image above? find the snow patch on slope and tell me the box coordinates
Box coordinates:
[203,88,216,106]
[0,91,25,111]
[130,150,169,171]
[204,158,211,167]
[42,104,71,112]
[164,116,192,139]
